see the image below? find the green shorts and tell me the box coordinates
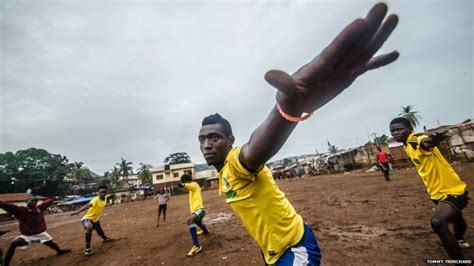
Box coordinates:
[193,208,206,223]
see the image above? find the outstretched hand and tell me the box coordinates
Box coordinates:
[265,3,399,115]
[423,131,448,149]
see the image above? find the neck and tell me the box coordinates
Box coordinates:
[214,148,232,172]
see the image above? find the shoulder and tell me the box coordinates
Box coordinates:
[407,133,429,151]
[226,146,245,169]
[90,197,100,204]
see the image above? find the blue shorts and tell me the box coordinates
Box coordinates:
[81,219,102,230]
[275,224,321,265]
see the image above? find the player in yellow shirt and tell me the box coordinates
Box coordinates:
[197,3,399,264]
[71,185,114,256]
[390,117,470,260]
[180,174,209,257]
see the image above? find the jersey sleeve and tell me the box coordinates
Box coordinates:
[38,198,55,211]
[183,183,195,192]
[89,197,99,207]
[0,201,21,216]
[227,146,264,181]
[417,134,433,155]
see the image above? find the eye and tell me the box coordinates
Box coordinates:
[212,136,219,141]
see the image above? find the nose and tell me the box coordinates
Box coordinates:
[203,139,213,149]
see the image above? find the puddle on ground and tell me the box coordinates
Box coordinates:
[321,225,390,240]
[205,212,233,224]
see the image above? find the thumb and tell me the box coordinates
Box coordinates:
[264,70,297,96]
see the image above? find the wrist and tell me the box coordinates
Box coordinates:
[276,103,313,123]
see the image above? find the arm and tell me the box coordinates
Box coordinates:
[420,131,447,151]
[37,198,55,212]
[387,154,394,163]
[0,201,21,216]
[70,203,92,216]
[239,3,399,170]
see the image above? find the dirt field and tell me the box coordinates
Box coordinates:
[1,163,473,265]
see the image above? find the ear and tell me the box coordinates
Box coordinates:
[228,135,235,147]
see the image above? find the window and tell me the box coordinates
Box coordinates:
[156,175,164,180]
[173,172,179,178]
[184,170,192,175]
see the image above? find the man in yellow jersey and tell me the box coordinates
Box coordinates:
[179,174,209,257]
[71,185,114,256]
[197,3,399,264]
[390,117,470,260]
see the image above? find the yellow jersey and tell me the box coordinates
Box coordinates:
[82,196,106,222]
[404,132,466,200]
[219,146,304,264]
[183,182,204,213]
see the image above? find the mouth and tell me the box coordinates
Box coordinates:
[392,135,403,141]
[203,153,216,160]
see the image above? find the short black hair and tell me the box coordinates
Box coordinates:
[390,117,413,129]
[181,174,192,183]
[202,113,233,136]
[98,185,108,190]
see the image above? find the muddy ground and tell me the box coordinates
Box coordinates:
[1,163,473,265]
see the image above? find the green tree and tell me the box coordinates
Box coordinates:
[164,152,192,165]
[116,158,133,187]
[0,148,73,196]
[373,134,389,144]
[108,167,121,188]
[399,105,422,128]
[327,140,339,154]
[70,162,91,182]
[137,163,153,185]
[99,170,111,188]
[69,161,92,194]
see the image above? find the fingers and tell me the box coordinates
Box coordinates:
[339,3,388,66]
[317,18,367,69]
[352,14,399,68]
[362,51,399,73]
[264,70,297,95]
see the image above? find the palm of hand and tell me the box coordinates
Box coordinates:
[265,3,399,115]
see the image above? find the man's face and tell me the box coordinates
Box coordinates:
[99,188,107,199]
[26,197,38,208]
[198,124,234,167]
[390,123,412,143]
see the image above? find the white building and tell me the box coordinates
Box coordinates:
[118,174,142,188]
[150,163,195,188]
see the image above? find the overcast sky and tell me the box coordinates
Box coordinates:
[1,0,472,174]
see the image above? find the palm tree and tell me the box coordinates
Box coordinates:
[399,105,422,128]
[69,162,91,194]
[137,163,153,185]
[327,140,339,154]
[116,158,133,187]
[109,167,121,188]
[99,171,111,188]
